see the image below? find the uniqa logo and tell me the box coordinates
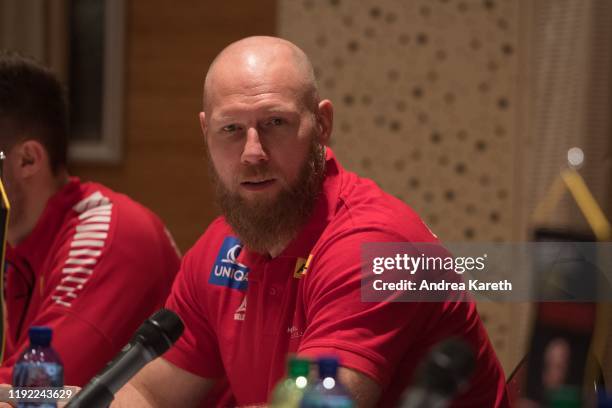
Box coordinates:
[222,244,247,268]
[209,236,250,291]
[213,264,247,281]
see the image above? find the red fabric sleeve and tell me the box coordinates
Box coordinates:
[297,228,508,407]
[298,229,429,386]
[163,246,225,379]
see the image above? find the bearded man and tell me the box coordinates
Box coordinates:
[110,36,509,407]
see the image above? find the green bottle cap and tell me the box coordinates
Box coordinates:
[287,357,310,378]
[547,386,582,408]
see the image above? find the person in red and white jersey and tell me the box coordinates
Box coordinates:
[110,36,509,407]
[0,52,181,386]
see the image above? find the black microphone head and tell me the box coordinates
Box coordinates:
[414,337,476,398]
[148,308,184,344]
[133,309,184,357]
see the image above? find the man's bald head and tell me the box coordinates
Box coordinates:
[203,36,319,115]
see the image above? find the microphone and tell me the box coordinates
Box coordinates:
[400,338,476,408]
[66,308,184,408]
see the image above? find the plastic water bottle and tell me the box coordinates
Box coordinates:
[300,357,354,408]
[270,357,311,407]
[12,327,64,408]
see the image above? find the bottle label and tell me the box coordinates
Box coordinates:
[13,362,64,388]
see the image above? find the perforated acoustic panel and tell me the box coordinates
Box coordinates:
[278,0,529,374]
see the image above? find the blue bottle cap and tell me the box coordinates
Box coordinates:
[28,326,52,347]
[318,356,339,379]
[599,395,612,408]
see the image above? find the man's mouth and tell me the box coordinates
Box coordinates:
[240,178,276,191]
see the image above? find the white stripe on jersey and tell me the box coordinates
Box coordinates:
[74,232,108,240]
[81,216,111,224]
[76,224,110,232]
[53,190,112,307]
[52,297,72,307]
[71,239,105,248]
[62,266,93,275]
[64,258,97,265]
[68,249,102,257]
[61,276,89,284]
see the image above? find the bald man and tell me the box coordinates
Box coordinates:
[111,36,508,407]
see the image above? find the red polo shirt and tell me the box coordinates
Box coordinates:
[2,178,180,386]
[164,149,508,407]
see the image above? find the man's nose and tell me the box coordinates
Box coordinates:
[241,127,268,165]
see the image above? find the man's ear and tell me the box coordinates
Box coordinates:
[199,112,208,140]
[15,140,46,178]
[316,100,333,146]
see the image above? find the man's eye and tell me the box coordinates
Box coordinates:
[268,118,284,126]
[222,124,238,132]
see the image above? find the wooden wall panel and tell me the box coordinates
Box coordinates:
[70,0,277,251]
